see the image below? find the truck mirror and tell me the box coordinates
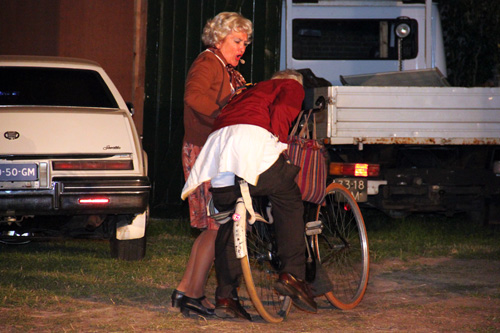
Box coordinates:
[395,21,411,70]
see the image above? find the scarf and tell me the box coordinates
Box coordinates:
[225,64,247,92]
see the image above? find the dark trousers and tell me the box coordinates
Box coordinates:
[212,155,306,299]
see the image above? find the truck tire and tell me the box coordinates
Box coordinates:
[466,199,488,226]
[486,196,500,225]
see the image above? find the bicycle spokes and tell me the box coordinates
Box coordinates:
[314,182,369,310]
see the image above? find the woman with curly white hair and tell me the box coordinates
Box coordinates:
[172,11,253,318]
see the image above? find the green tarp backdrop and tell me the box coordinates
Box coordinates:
[143,0,282,217]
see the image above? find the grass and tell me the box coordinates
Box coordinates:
[364,209,500,262]
[0,213,498,330]
[0,218,197,310]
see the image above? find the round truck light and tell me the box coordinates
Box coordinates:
[396,23,411,38]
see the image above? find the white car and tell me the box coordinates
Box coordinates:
[0,56,150,260]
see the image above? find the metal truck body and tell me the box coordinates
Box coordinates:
[281,0,500,222]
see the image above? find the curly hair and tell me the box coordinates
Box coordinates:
[271,69,304,85]
[201,12,253,47]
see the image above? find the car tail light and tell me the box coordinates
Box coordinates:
[329,162,380,177]
[78,198,110,204]
[53,160,133,170]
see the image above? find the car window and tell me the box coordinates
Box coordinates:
[0,67,119,108]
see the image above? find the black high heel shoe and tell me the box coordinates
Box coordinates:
[180,295,215,317]
[171,289,184,308]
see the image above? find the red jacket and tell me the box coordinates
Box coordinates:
[212,79,305,143]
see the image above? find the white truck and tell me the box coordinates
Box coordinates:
[281,0,500,223]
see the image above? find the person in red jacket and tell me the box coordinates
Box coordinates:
[181,69,317,321]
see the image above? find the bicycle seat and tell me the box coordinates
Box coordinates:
[206,197,270,225]
[206,197,233,224]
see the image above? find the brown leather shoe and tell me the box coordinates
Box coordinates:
[215,297,252,321]
[274,272,318,313]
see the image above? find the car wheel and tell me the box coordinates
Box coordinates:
[109,208,148,261]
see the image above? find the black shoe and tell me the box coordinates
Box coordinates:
[215,297,252,321]
[171,289,184,308]
[274,272,318,313]
[180,296,215,317]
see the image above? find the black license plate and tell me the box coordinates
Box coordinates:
[333,178,367,202]
[0,163,38,181]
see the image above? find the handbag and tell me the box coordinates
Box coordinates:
[286,109,328,204]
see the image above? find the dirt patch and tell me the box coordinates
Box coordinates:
[2,257,499,332]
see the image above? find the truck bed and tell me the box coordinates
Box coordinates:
[313,86,500,146]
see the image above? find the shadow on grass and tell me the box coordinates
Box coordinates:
[0,218,196,309]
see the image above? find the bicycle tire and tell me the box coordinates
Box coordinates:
[240,221,292,323]
[314,182,369,310]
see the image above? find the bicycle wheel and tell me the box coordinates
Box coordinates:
[240,220,292,323]
[314,182,369,310]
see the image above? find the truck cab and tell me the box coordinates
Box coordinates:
[280,0,446,85]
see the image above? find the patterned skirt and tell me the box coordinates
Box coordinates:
[182,141,218,230]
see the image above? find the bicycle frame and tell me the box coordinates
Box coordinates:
[216,180,369,322]
[232,198,248,259]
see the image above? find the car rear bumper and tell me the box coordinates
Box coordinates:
[0,177,150,215]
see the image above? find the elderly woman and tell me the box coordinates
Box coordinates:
[172,12,252,317]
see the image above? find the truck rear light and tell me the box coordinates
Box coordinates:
[53,160,133,170]
[329,162,380,177]
[78,198,110,204]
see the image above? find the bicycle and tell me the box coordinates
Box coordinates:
[213,180,369,323]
